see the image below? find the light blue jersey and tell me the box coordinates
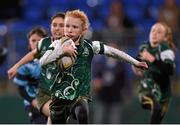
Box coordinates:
[13,59,41,106]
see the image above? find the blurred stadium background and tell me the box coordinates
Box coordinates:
[0,0,180,123]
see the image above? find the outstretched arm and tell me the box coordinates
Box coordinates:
[7,49,36,79]
[104,45,148,69]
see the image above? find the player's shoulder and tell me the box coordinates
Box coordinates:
[84,39,93,45]
[139,41,149,51]
[37,36,51,49]
[83,39,94,50]
[83,39,96,54]
[41,37,52,44]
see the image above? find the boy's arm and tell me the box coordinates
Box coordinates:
[92,41,148,69]
[104,45,140,66]
[39,39,77,66]
[104,45,148,69]
[39,40,64,66]
[7,49,36,79]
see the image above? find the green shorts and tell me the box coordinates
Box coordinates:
[138,78,171,103]
[36,88,51,113]
[138,78,161,101]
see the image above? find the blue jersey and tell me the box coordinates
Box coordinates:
[13,59,41,106]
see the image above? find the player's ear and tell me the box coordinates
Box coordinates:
[82,28,88,35]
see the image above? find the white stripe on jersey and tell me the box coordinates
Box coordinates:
[160,49,175,61]
[92,41,101,54]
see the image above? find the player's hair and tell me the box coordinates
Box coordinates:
[65,9,89,31]
[51,12,65,23]
[27,26,48,39]
[157,22,177,52]
[27,26,48,51]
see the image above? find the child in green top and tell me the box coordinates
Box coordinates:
[40,9,148,124]
[132,22,176,123]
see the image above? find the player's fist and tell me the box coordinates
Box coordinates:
[7,66,18,79]
[135,61,148,70]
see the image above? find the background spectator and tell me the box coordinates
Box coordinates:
[92,42,129,124]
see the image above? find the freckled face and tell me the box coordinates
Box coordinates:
[64,16,83,42]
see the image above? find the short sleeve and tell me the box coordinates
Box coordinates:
[92,41,104,54]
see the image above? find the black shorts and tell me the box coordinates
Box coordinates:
[50,97,89,124]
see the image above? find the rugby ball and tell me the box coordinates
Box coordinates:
[57,37,76,71]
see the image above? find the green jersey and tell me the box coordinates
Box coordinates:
[50,38,104,100]
[40,37,142,101]
[137,42,175,102]
[36,37,59,95]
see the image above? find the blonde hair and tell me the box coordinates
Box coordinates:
[157,22,177,52]
[65,9,89,31]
